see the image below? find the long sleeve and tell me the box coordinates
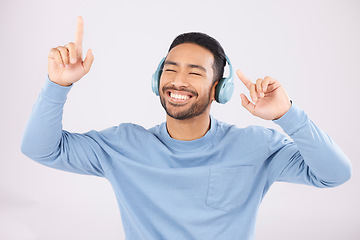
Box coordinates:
[266,103,352,188]
[21,76,108,177]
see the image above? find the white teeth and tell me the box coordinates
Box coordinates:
[170,93,190,100]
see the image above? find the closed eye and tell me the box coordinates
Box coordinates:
[164,69,176,72]
[190,72,202,76]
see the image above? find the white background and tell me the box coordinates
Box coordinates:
[1,0,359,239]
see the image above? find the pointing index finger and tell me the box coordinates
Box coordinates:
[236,69,253,90]
[75,16,84,48]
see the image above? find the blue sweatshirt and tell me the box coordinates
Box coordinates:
[21,76,352,240]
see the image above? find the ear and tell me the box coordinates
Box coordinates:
[210,81,219,102]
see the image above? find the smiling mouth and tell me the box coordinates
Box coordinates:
[165,90,194,104]
[170,92,190,100]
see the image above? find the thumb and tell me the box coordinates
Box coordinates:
[83,49,94,74]
[240,93,255,115]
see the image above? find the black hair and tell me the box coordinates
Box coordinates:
[168,32,226,83]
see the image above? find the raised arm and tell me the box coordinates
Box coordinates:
[21,17,107,177]
[236,69,352,187]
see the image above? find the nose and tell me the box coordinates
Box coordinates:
[171,71,189,87]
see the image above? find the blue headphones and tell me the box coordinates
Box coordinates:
[151,55,234,104]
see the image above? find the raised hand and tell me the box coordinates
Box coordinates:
[48,16,94,86]
[237,70,291,120]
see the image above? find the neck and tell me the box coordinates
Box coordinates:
[166,112,211,141]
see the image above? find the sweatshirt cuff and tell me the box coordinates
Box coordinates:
[42,75,73,102]
[273,102,308,135]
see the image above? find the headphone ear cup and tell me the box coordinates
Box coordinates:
[152,57,166,96]
[215,55,234,104]
[151,70,161,96]
[215,77,234,104]
[215,77,225,102]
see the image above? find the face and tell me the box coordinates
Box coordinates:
[159,43,216,120]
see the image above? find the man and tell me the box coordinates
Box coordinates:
[21,16,352,240]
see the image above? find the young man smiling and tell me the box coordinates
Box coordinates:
[160,42,217,140]
[21,17,352,240]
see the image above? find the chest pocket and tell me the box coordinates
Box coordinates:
[206,165,255,212]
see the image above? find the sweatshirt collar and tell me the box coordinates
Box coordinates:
[159,115,218,152]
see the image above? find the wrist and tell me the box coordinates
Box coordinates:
[48,74,73,87]
[273,100,292,120]
[273,101,307,135]
[48,77,72,87]
[43,75,73,102]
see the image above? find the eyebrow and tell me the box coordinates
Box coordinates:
[164,60,207,72]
